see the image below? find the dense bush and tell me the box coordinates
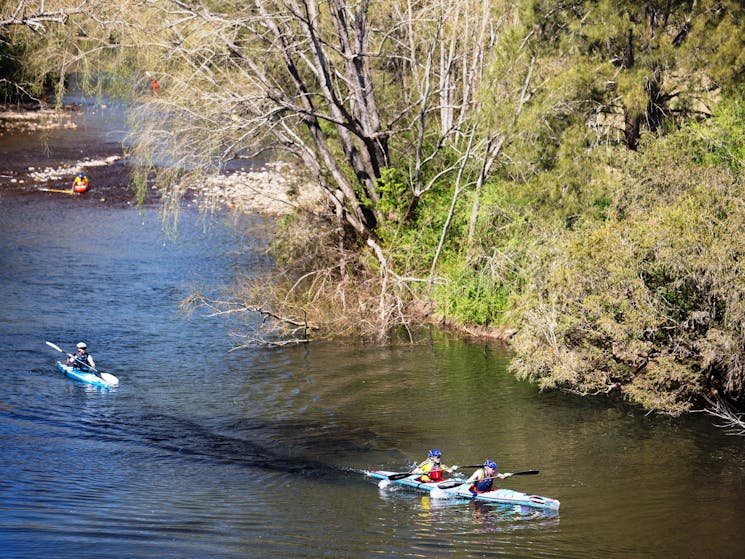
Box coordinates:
[508,102,745,414]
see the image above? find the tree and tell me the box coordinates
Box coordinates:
[115,0,519,326]
[0,1,82,100]
[526,0,745,149]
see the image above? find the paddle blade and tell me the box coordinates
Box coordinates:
[509,469,540,476]
[387,472,416,480]
[46,341,64,353]
[100,372,119,386]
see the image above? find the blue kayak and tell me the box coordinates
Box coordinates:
[56,362,115,389]
[366,470,560,511]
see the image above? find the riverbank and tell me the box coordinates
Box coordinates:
[1,103,512,346]
[0,103,324,214]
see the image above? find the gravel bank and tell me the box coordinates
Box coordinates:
[1,104,324,214]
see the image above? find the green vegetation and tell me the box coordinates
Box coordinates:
[2,0,744,414]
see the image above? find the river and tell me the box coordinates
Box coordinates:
[1,108,745,558]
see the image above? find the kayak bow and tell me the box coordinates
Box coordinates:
[366,470,560,511]
[56,362,115,389]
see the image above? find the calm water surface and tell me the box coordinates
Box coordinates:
[2,175,745,557]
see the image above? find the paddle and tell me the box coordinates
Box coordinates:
[436,469,540,489]
[386,468,466,481]
[386,471,423,481]
[385,462,517,481]
[39,187,74,194]
[385,463,500,480]
[45,341,119,386]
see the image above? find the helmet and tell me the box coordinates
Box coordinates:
[428,449,442,458]
[78,173,84,178]
[484,460,497,470]
[76,342,87,349]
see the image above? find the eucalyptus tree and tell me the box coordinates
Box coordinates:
[526,0,745,149]
[123,1,509,261]
[0,0,88,99]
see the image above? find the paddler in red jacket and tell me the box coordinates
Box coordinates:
[414,449,453,482]
[72,172,89,193]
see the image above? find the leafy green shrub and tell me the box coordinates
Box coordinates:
[432,262,511,326]
[510,110,745,414]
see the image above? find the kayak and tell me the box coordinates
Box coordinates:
[56,362,114,389]
[365,470,560,511]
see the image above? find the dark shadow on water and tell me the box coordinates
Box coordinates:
[71,409,382,478]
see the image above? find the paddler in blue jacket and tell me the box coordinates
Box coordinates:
[466,460,504,494]
[66,341,96,372]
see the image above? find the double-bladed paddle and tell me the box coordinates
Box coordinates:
[436,469,540,489]
[39,187,74,194]
[45,341,120,386]
[387,466,539,482]
[386,471,424,481]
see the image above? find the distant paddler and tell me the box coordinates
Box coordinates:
[72,172,89,193]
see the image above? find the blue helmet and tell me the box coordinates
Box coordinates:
[484,460,497,470]
[78,172,84,178]
[428,449,442,458]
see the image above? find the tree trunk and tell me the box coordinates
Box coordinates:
[624,108,641,150]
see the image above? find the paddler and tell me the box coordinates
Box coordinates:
[413,449,453,482]
[466,460,504,495]
[66,341,96,373]
[72,172,89,193]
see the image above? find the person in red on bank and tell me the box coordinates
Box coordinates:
[150,75,160,95]
[72,172,89,193]
[414,449,453,482]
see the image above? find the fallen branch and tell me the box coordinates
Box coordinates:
[697,395,745,436]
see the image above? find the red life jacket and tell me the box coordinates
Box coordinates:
[73,176,89,193]
[427,466,443,482]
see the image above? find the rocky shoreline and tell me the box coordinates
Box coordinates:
[0,104,78,132]
[0,104,323,214]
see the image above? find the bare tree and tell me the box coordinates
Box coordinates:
[0,1,85,32]
[119,1,508,244]
[5,0,521,335]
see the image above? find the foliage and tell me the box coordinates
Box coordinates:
[0,39,28,101]
[375,167,410,227]
[432,260,511,327]
[509,102,745,414]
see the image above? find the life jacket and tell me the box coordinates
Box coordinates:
[73,175,89,193]
[469,469,494,494]
[417,459,444,482]
[424,466,443,482]
[73,352,92,372]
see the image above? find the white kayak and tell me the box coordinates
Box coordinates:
[365,470,560,511]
